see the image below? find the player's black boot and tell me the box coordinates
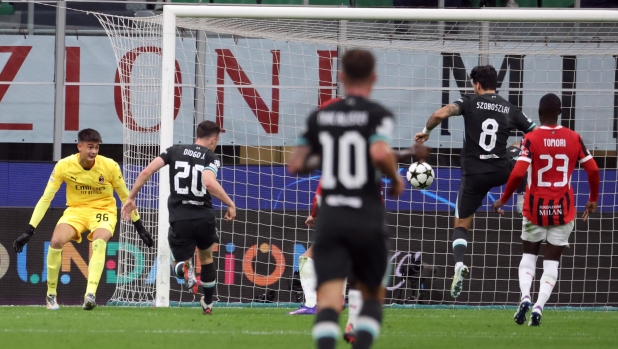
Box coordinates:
[513,296,531,325]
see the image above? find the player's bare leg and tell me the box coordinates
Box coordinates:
[353,283,386,349]
[313,279,345,349]
[83,228,112,310]
[46,224,78,310]
[289,245,317,315]
[451,216,472,298]
[529,243,564,327]
[514,241,542,325]
[198,244,216,314]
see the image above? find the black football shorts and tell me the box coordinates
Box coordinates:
[456,166,512,219]
[168,216,219,261]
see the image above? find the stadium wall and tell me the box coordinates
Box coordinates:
[1,35,617,151]
[0,163,616,306]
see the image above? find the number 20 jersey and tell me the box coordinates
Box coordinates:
[518,125,593,226]
[159,144,221,222]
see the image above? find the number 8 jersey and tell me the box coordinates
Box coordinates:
[518,125,596,226]
[160,144,221,222]
[453,93,536,175]
[298,96,393,212]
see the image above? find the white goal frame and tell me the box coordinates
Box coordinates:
[156,5,618,307]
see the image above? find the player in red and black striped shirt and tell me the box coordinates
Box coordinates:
[493,93,599,326]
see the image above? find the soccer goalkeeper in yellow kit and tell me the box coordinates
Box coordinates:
[12,129,153,310]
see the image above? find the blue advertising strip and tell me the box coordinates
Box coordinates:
[0,162,8,207]
[1,162,615,212]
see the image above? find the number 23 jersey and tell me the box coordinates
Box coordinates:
[160,144,221,222]
[518,125,593,226]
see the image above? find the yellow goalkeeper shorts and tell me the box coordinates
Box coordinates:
[57,207,117,243]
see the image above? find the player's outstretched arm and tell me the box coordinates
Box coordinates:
[15,165,63,253]
[370,140,403,197]
[287,145,320,175]
[120,157,166,222]
[394,143,431,162]
[581,157,600,221]
[202,170,236,221]
[414,104,460,143]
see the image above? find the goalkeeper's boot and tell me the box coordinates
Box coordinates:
[529,306,542,327]
[83,293,96,311]
[183,261,198,294]
[200,296,213,315]
[513,296,531,325]
[343,324,356,344]
[450,264,469,298]
[287,305,316,315]
[46,294,60,310]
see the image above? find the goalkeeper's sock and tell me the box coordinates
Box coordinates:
[534,260,559,310]
[299,256,317,308]
[353,298,383,349]
[85,239,107,295]
[312,308,340,349]
[173,262,185,279]
[46,247,63,295]
[346,289,363,328]
[452,227,468,267]
[201,262,217,305]
[518,253,537,299]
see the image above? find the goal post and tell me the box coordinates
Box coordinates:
[96,6,618,308]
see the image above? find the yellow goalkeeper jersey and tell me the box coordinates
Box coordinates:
[29,153,138,228]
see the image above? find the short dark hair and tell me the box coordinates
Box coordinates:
[78,128,102,143]
[342,49,375,83]
[470,65,498,90]
[196,120,221,139]
[539,93,561,120]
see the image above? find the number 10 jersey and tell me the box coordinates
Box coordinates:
[159,144,221,222]
[298,96,394,212]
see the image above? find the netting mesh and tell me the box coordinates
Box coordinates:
[95,10,618,307]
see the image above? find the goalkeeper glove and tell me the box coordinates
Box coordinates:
[14,225,35,253]
[133,219,154,247]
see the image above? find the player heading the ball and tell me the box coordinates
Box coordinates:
[493,93,599,326]
[13,128,153,311]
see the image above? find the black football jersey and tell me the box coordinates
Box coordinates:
[159,144,221,222]
[453,93,536,175]
[298,96,394,212]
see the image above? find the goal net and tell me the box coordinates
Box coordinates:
[95,6,618,307]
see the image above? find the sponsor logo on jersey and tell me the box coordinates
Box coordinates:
[99,175,105,184]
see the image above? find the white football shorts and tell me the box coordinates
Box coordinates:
[521,217,575,247]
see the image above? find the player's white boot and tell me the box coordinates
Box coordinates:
[46,294,60,310]
[83,293,96,311]
[183,261,198,294]
[513,296,531,325]
[200,296,213,315]
[529,306,542,326]
[450,264,469,298]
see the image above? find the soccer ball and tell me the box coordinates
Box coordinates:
[406,162,434,189]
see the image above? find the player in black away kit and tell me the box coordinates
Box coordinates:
[122,121,236,314]
[289,49,428,349]
[415,65,538,298]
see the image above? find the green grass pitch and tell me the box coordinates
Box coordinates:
[1,306,617,349]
